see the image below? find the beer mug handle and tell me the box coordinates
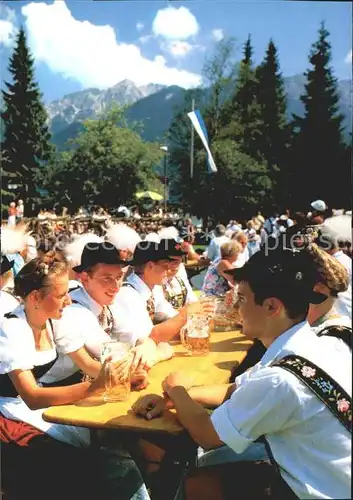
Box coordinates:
[104,361,113,392]
[180,324,187,348]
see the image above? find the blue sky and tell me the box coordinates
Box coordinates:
[0,0,351,103]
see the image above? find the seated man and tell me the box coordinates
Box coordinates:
[159,238,198,310]
[44,242,148,386]
[113,240,188,351]
[133,249,351,500]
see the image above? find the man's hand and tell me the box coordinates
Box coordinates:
[131,369,149,391]
[132,394,166,420]
[162,371,194,396]
[130,338,158,371]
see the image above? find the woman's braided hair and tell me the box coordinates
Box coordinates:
[306,243,349,296]
[14,258,68,299]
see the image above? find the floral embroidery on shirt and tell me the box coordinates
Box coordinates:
[301,366,316,378]
[272,355,352,433]
[337,399,350,413]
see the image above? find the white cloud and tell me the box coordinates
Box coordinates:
[0,4,16,24]
[162,40,205,59]
[152,6,199,40]
[344,50,352,64]
[136,22,144,32]
[139,35,152,44]
[0,5,17,47]
[166,41,193,58]
[0,20,16,47]
[212,29,224,42]
[21,1,201,89]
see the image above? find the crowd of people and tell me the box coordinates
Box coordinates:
[0,197,351,500]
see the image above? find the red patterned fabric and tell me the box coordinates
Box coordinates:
[0,412,43,446]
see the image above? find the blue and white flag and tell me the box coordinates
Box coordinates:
[187,109,217,173]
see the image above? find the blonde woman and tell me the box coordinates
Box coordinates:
[202,241,242,296]
[0,258,151,500]
[307,243,351,348]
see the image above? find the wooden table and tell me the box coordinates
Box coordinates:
[43,330,251,435]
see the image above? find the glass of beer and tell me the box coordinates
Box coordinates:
[101,341,133,403]
[180,314,210,356]
[213,294,242,331]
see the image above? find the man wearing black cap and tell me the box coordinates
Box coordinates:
[48,242,152,500]
[159,238,198,309]
[114,239,190,350]
[52,242,130,360]
[0,255,19,321]
[133,249,351,500]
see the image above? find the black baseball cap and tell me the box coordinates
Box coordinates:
[73,242,129,273]
[1,255,14,275]
[225,249,326,305]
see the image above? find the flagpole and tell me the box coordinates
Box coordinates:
[190,98,195,178]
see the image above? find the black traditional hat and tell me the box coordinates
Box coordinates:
[73,242,129,273]
[225,249,326,305]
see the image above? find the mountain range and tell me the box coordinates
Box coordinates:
[33,77,353,149]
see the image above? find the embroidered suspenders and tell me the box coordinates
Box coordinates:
[317,325,352,350]
[272,355,352,433]
[163,277,187,309]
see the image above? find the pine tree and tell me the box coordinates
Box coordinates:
[256,39,288,205]
[289,23,347,208]
[256,39,287,166]
[223,35,262,161]
[1,28,54,214]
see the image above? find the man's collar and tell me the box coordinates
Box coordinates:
[260,321,311,366]
[128,273,153,301]
[71,286,103,317]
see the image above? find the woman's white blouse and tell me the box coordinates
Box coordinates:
[0,305,56,374]
[0,305,90,448]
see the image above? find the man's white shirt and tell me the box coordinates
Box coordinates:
[332,250,352,285]
[211,322,351,499]
[112,273,178,345]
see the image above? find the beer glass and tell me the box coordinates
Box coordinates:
[180,314,210,356]
[101,341,133,403]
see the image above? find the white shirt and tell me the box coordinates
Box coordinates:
[0,290,20,323]
[42,287,111,384]
[311,311,351,352]
[207,235,229,262]
[333,251,352,285]
[335,285,352,320]
[0,305,90,448]
[112,273,177,344]
[234,247,249,268]
[175,264,198,304]
[211,322,351,499]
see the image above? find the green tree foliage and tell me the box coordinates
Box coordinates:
[1,28,54,214]
[220,35,263,161]
[168,38,272,221]
[256,39,288,204]
[37,108,163,211]
[289,23,348,208]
